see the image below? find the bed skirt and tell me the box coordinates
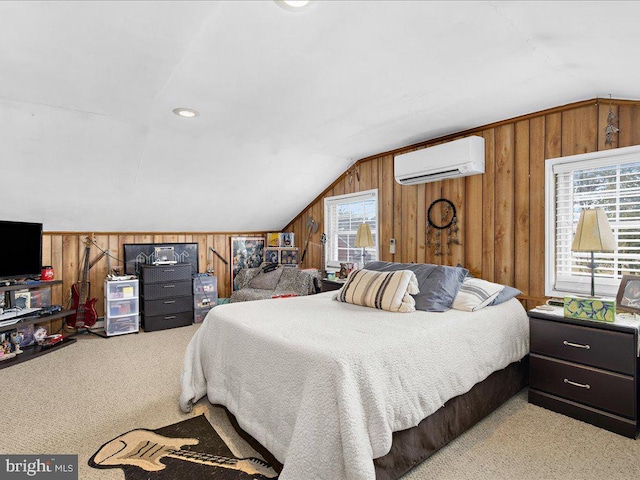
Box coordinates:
[223,356,529,479]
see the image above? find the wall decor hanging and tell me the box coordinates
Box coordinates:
[604,94,620,146]
[346,163,360,185]
[426,198,459,256]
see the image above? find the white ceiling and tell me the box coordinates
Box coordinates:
[2,1,639,232]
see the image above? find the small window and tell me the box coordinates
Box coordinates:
[324,189,378,269]
[545,145,640,297]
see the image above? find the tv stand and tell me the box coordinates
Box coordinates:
[0,279,57,291]
[0,280,76,369]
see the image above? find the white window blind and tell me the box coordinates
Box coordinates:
[324,189,378,268]
[546,146,640,297]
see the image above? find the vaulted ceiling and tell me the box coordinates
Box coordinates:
[2,1,639,232]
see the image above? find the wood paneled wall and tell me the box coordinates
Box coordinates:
[41,231,267,332]
[284,98,640,309]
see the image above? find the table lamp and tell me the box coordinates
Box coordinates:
[355,223,374,266]
[571,207,616,297]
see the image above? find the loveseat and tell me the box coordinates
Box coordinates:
[230,266,321,303]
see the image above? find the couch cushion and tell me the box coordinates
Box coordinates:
[230,288,275,303]
[363,261,467,312]
[247,267,284,290]
[274,267,315,295]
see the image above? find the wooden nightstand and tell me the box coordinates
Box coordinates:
[528,308,640,438]
[321,278,346,292]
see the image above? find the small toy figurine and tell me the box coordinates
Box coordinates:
[11,332,24,354]
[34,327,48,345]
[0,339,16,360]
[339,263,349,279]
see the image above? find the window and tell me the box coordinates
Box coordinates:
[324,189,378,268]
[545,145,640,297]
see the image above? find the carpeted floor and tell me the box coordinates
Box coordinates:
[1,324,639,480]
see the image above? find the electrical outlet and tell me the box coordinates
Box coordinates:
[390,238,396,254]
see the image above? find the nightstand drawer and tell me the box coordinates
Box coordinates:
[530,354,635,418]
[530,318,636,375]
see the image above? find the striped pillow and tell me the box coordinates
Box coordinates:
[452,277,505,312]
[334,269,419,313]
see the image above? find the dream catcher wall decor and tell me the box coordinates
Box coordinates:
[426,198,459,256]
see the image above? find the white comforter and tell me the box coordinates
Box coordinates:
[180,292,529,480]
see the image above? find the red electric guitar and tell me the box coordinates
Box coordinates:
[67,237,98,329]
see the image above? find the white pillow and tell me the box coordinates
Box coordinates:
[452,277,505,312]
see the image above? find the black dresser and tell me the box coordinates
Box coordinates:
[140,264,193,332]
[528,308,639,438]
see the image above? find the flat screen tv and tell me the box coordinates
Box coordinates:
[0,220,43,280]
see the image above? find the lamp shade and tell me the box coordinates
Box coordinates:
[354,223,374,248]
[571,208,616,252]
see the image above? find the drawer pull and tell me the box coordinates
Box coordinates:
[563,340,590,350]
[163,284,175,288]
[164,315,176,320]
[163,300,176,304]
[564,378,590,389]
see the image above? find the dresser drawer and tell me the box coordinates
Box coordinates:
[143,311,193,332]
[143,296,193,316]
[530,354,635,418]
[141,264,192,284]
[142,280,192,300]
[530,318,636,375]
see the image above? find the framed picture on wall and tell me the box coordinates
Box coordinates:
[280,232,295,247]
[123,243,199,275]
[616,275,640,313]
[267,233,281,248]
[280,248,299,265]
[264,248,280,265]
[230,236,265,291]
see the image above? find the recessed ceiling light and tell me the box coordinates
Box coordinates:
[274,0,311,11]
[172,108,199,118]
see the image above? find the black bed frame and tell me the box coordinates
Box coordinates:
[222,357,529,479]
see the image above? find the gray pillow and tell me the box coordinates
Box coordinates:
[363,261,468,312]
[490,285,521,305]
[457,263,473,278]
[247,267,284,290]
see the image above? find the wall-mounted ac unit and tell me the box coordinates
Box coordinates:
[394,136,485,185]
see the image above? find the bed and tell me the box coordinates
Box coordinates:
[180,289,529,480]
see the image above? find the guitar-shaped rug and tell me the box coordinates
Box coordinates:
[89,414,279,479]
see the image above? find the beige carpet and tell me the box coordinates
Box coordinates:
[1,324,639,480]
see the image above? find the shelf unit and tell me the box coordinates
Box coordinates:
[0,334,76,370]
[104,278,140,336]
[0,280,75,369]
[0,279,61,292]
[193,275,217,323]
